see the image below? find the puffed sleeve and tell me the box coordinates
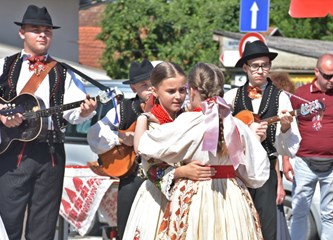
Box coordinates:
[223,88,238,108]
[143,161,176,200]
[274,92,301,157]
[62,70,96,124]
[87,105,120,154]
[138,113,204,163]
[234,118,270,188]
[138,113,270,189]
[138,116,202,200]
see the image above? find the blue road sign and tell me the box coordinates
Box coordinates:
[240,0,270,32]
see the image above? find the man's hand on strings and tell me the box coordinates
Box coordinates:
[80,94,97,117]
[0,112,24,128]
[279,110,293,133]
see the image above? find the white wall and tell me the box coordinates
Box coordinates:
[0,0,79,62]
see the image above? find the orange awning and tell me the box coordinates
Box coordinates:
[289,0,333,18]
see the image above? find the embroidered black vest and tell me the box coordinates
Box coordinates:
[233,78,282,156]
[0,52,67,130]
[118,95,144,130]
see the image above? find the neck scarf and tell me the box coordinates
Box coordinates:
[151,104,174,125]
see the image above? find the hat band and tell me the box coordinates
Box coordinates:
[131,72,150,81]
[21,18,54,26]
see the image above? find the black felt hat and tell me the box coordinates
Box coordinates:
[235,40,277,67]
[123,59,153,84]
[14,5,60,29]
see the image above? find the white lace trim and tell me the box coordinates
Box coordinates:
[164,168,175,200]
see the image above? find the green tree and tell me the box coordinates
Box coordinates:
[270,0,333,40]
[98,0,239,78]
[98,0,333,79]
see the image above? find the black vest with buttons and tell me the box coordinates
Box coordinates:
[232,78,282,157]
[0,52,68,130]
[118,95,144,130]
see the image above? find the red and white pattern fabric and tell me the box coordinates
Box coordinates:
[59,166,119,236]
[99,185,118,227]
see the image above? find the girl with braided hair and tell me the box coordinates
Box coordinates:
[136,63,270,239]
[123,62,216,239]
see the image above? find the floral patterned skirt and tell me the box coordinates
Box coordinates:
[158,178,263,240]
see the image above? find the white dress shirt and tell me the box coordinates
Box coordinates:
[0,50,95,132]
[224,85,301,158]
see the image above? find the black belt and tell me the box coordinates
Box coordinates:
[269,156,277,169]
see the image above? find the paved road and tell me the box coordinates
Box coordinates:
[54,218,105,240]
[68,236,102,240]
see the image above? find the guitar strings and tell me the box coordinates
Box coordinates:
[282,90,311,103]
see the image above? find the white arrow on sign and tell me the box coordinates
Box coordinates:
[250,1,259,29]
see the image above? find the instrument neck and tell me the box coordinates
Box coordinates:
[261,110,297,125]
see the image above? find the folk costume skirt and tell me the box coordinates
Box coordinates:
[158,177,263,240]
[122,180,168,240]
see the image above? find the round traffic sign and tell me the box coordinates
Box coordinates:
[239,32,266,57]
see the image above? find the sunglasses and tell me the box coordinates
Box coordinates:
[318,69,333,80]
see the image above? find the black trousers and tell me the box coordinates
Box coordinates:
[248,167,277,240]
[116,171,144,240]
[0,141,65,240]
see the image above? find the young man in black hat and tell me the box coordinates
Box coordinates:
[87,59,153,240]
[0,5,97,239]
[224,40,301,240]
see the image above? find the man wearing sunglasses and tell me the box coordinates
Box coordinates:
[224,40,301,240]
[283,53,333,240]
